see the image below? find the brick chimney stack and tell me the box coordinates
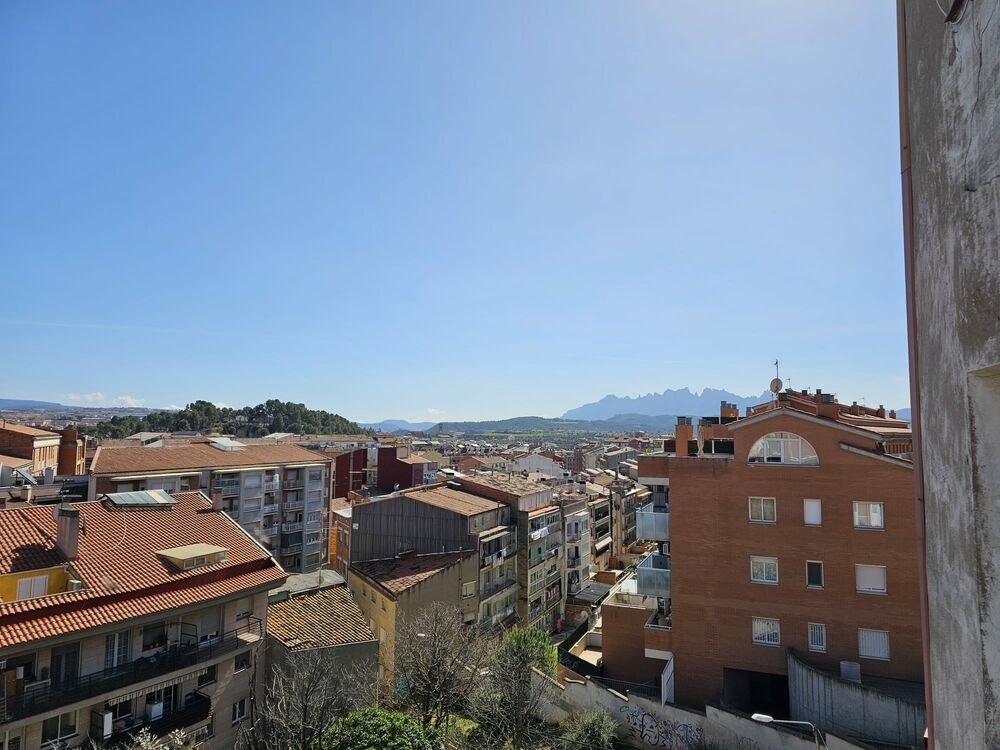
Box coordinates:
[674,417,693,457]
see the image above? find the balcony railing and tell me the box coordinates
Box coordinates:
[282,522,303,532]
[636,502,670,542]
[636,552,671,598]
[281,543,303,554]
[263,478,281,492]
[284,479,304,490]
[283,501,304,512]
[215,480,241,496]
[1,619,260,724]
[262,503,280,515]
[480,578,517,599]
[94,691,212,747]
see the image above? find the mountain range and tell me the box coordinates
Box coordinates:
[561,387,773,421]
[360,419,438,432]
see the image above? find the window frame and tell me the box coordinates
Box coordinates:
[41,710,78,745]
[803,499,822,527]
[748,432,819,466]
[748,497,777,524]
[806,560,825,589]
[231,698,248,725]
[858,628,891,661]
[234,651,251,673]
[855,564,887,594]
[853,501,885,530]
[750,556,779,585]
[808,623,827,653]
[751,616,781,647]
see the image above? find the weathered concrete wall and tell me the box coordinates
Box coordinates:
[787,650,924,746]
[903,0,1000,747]
[542,672,869,750]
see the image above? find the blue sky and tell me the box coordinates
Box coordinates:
[0,1,908,422]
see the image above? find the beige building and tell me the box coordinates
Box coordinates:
[347,551,477,680]
[0,490,285,749]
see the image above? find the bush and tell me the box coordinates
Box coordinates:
[558,709,617,750]
[319,706,442,750]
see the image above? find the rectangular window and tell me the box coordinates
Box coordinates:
[803,499,822,526]
[806,561,824,589]
[856,564,887,594]
[379,628,386,644]
[231,698,247,724]
[15,574,48,600]
[751,617,780,646]
[104,629,131,671]
[853,501,884,529]
[234,651,250,672]
[110,699,132,721]
[308,469,322,482]
[750,556,779,584]
[41,711,77,744]
[380,598,386,612]
[198,664,217,686]
[858,628,890,660]
[142,622,167,651]
[748,497,776,523]
[234,597,253,620]
[808,623,827,653]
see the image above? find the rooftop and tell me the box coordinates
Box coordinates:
[0,491,285,648]
[91,443,329,475]
[267,586,373,651]
[458,473,549,499]
[0,423,59,438]
[401,484,504,516]
[352,552,470,598]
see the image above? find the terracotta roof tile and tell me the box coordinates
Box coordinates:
[91,443,330,475]
[267,586,374,650]
[0,424,59,438]
[0,491,285,648]
[352,552,470,598]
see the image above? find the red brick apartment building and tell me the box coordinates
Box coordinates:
[602,389,920,718]
[0,424,86,477]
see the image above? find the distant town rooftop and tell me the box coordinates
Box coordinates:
[352,551,470,598]
[91,442,329,475]
[399,484,504,516]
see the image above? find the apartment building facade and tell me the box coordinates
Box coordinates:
[608,392,921,729]
[0,490,285,749]
[0,423,62,477]
[374,446,438,493]
[89,440,332,573]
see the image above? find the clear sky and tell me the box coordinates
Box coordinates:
[0,1,908,422]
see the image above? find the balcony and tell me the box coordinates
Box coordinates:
[263,478,281,492]
[284,479,304,490]
[94,691,212,747]
[282,522,303,533]
[214,479,241,496]
[644,610,673,657]
[565,529,584,543]
[282,543,303,554]
[283,501,304,512]
[262,503,280,515]
[480,578,517,599]
[636,502,670,542]
[545,567,561,584]
[1,619,261,724]
[636,552,671,598]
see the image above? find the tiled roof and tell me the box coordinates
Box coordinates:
[0,491,285,649]
[352,552,470,598]
[458,474,549,498]
[0,423,58,438]
[0,453,31,469]
[267,586,374,650]
[91,443,329,475]
[400,485,503,516]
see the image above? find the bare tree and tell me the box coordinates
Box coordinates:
[393,602,496,729]
[468,627,559,750]
[239,647,378,750]
[88,728,188,750]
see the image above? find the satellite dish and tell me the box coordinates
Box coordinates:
[770,378,783,394]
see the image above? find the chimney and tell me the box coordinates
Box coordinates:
[876,405,886,418]
[889,409,897,419]
[674,417,693,457]
[56,503,81,560]
[20,485,33,502]
[850,401,861,416]
[44,467,55,485]
[211,489,224,512]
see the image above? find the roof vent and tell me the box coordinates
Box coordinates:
[840,660,862,683]
[209,438,246,452]
[156,543,228,571]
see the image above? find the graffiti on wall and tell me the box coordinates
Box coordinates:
[619,705,705,749]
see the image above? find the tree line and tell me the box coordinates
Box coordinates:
[77,399,366,439]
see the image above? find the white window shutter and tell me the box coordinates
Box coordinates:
[804,499,822,526]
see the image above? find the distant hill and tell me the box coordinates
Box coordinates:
[360,419,437,433]
[895,408,911,422]
[562,387,772,421]
[435,414,681,435]
[0,398,68,410]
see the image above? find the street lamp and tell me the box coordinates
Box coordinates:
[751,713,826,750]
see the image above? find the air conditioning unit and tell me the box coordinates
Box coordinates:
[100,710,113,739]
[68,580,84,592]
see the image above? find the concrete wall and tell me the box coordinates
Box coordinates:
[543,673,871,750]
[787,650,924,746]
[902,0,1000,746]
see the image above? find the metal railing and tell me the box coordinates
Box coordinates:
[281,543,303,554]
[262,504,280,514]
[590,675,661,701]
[283,479,304,490]
[1,619,260,724]
[283,501,304,511]
[214,480,241,496]
[263,479,281,492]
[480,578,517,599]
[94,691,212,746]
[282,522,303,532]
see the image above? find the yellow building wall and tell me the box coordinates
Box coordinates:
[347,570,397,676]
[0,566,69,604]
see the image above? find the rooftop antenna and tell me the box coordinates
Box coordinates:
[769,359,783,404]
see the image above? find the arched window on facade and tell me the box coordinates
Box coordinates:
[748,431,819,465]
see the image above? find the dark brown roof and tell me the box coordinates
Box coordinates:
[400,485,503,516]
[267,586,374,650]
[352,552,470,598]
[91,443,329,475]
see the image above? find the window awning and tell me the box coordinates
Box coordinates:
[595,537,612,552]
[107,669,205,705]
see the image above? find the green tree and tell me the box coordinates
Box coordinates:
[497,626,556,677]
[558,709,617,750]
[319,707,442,750]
